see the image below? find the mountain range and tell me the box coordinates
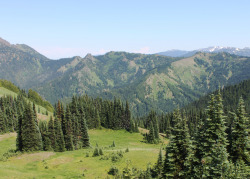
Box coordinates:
[157,46,250,57]
[1,37,250,115]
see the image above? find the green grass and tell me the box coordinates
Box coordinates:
[0,87,17,98]
[0,129,167,178]
[0,133,16,156]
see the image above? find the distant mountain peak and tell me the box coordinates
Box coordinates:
[0,37,11,47]
[85,53,93,58]
[157,46,250,57]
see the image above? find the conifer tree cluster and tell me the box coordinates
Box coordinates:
[15,97,91,152]
[36,100,91,152]
[1,92,138,152]
[149,92,249,178]
[14,94,137,152]
[62,96,137,132]
[144,110,160,143]
[0,95,23,134]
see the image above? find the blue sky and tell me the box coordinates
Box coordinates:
[0,0,250,59]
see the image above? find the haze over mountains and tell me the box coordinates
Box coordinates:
[1,37,250,115]
[157,46,250,57]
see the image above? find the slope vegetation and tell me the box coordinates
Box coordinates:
[1,38,250,114]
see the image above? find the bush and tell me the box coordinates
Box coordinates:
[99,155,110,160]
[111,151,123,162]
[92,148,100,157]
[108,166,119,176]
[0,149,21,161]
[110,141,116,148]
[99,148,104,155]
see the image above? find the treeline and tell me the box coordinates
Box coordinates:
[14,94,91,152]
[0,93,51,134]
[138,92,249,178]
[58,95,138,132]
[185,79,250,115]
[12,94,138,152]
[0,79,53,112]
[0,79,20,94]
[139,79,250,138]
[27,89,54,112]
[0,95,21,133]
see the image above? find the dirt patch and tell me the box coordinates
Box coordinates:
[37,113,49,121]
[16,152,55,162]
[50,156,74,166]
[0,133,16,141]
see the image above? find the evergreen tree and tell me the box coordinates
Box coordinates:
[129,119,135,132]
[33,103,37,120]
[124,101,131,131]
[165,117,171,138]
[21,103,43,151]
[163,139,177,178]
[149,111,160,140]
[163,109,191,178]
[0,109,6,133]
[152,148,164,178]
[111,141,116,147]
[81,114,90,148]
[231,97,249,164]
[54,117,66,152]
[230,98,249,178]
[39,120,52,151]
[64,106,74,151]
[92,147,99,157]
[99,148,104,155]
[147,121,155,144]
[134,121,139,133]
[16,112,23,151]
[208,142,230,178]
[34,109,43,151]
[48,116,57,151]
[94,109,101,129]
[191,92,230,178]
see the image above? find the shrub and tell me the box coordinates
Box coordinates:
[108,166,119,176]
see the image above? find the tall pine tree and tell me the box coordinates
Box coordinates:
[81,113,90,148]
[54,117,66,152]
[21,103,43,151]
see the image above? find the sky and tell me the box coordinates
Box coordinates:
[0,0,250,59]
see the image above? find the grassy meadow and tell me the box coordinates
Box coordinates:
[0,129,167,178]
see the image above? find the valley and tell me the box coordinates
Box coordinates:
[1,38,250,115]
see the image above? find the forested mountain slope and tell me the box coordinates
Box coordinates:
[1,38,250,115]
[184,78,250,114]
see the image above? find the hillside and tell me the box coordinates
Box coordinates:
[1,38,250,115]
[0,79,53,116]
[184,78,250,114]
[101,52,250,115]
